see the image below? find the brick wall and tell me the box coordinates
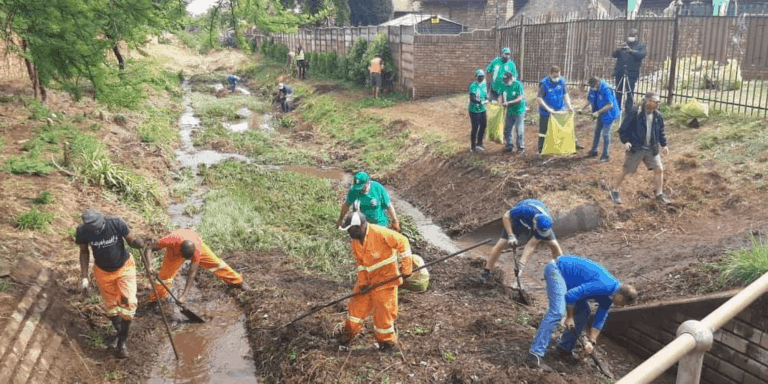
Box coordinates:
[412,29,496,99]
[415,0,509,30]
[602,291,768,383]
[0,39,29,83]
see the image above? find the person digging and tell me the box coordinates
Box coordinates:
[550,256,637,365]
[76,210,145,359]
[145,229,249,306]
[477,199,563,283]
[336,212,413,351]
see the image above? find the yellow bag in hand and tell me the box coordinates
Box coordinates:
[541,112,576,155]
[486,104,505,144]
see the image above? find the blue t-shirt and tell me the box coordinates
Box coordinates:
[557,256,621,330]
[508,199,555,240]
[75,217,131,272]
[588,80,621,125]
[539,76,567,116]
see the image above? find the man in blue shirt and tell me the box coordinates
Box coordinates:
[477,199,562,282]
[548,256,636,364]
[581,76,621,162]
[537,65,577,153]
[277,83,294,113]
[227,75,241,92]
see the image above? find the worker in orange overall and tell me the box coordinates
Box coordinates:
[145,229,249,304]
[337,212,413,350]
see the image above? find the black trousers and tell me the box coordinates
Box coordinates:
[615,75,638,112]
[470,110,487,149]
[538,113,549,153]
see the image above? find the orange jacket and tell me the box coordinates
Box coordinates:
[157,229,204,264]
[351,224,413,292]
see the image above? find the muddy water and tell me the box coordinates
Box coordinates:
[150,79,257,383]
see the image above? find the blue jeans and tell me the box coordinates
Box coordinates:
[590,120,612,158]
[529,261,566,357]
[504,113,525,150]
[556,299,592,352]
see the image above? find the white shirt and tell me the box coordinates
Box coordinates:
[645,113,653,146]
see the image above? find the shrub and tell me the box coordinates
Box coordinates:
[14,207,54,231]
[347,38,369,84]
[719,235,768,284]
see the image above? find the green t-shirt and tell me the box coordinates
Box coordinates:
[485,57,518,93]
[500,80,526,116]
[345,180,391,226]
[468,81,487,113]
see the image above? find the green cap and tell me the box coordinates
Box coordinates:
[475,69,485,77]
[501,47,511,54]
[351,171,370,192]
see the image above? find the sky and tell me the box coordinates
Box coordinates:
[187,0,220,16]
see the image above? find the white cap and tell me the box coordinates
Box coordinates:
[339,212,365,230]
[278,83,285,90]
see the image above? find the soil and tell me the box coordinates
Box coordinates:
[227,245,614,384]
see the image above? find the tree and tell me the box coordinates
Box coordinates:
[347,0,391,26]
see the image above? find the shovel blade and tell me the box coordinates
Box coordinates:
[180,306,206,323]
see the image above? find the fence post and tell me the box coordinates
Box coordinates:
[400,25,404,88]
[675,320,713,384]
[519,22,526,82]
[666,9,681,105]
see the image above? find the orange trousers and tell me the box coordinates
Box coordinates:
[93,256,138,321]
[148,243,242,302]
[345,286,398,343]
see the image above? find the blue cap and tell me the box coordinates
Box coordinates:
[535,214,553,238]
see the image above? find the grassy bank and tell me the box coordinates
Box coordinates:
[197,161,353,278]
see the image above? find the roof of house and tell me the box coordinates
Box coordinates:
[509,0,623,22]
[379,13,466,27]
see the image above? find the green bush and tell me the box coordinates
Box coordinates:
[347,38,369,84]
[14,207,54,231]
[260,39,289,64]
[718,235,768,284]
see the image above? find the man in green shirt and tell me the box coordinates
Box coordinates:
[500,71,527,153]
[337,171,401,231]
[469,69,488,152]
[485,47,518,102]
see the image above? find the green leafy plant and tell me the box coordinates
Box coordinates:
[0,278,12,293]
[33,190,55,204]
[443,351,456,363]
[14,207,54,231]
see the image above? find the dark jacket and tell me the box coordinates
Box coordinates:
[613,41,647,78]
[618,106,667,156]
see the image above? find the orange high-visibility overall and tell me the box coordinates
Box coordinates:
[345,224,413,344]
[148,229,243,302]
[93,255,138,320]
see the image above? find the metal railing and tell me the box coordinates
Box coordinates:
[616,271,768,383]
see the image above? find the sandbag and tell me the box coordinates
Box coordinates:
[541,112,576,155]
[402,255,429,292]
[486,104,505,144]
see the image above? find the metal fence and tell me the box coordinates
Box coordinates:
[498,13,768,117]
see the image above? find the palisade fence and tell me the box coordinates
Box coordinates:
[251,12,768,117]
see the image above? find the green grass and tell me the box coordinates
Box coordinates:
[171,168,196,198]
[190,92,266,123]
[696,112,768,164]
[33,190,55,205]
[3,153,52,175]
[193,123,322,165]
[198,161,352,277]
[0,278,12,293]
[718,235,768,284]
[136,108,180,145]
[24,98,52,120]
[0,137,5,155]
[97,58,183,109]
[14,207,55,231]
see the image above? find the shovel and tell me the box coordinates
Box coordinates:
[155,277,206,323]
[511,247,532,306]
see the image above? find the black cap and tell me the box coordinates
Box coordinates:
[82,210,105,233]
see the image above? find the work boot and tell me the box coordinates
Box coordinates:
[476,145,486,152]
[109,316,123,349]
[378,341,396,351]
[115,319,131,359]
[586,151,598,157]
[610,190,622,204]
[656,193,670,205]
[600,156,610,163]
[525,352,553,372]
[476,269,492,283]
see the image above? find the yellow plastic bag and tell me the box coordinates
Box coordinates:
[486,104,505,144]
[541,112,576,155]
[402,255,429,292]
